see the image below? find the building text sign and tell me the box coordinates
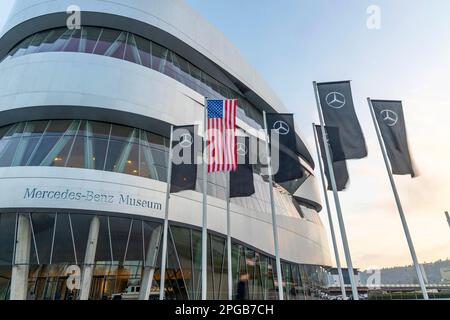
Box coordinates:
[23,187,163,211]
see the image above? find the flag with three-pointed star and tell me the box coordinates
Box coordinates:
[230,136,255,198]
[315,125,349,191]
[317,81,368,160]
[170,125,199,193]
[371,100,416,177]
[265,113,304,183]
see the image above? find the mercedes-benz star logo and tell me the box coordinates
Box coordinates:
[272,121,290,135]
[380,109,398,127]
[179,133,193,148]
[236,142,247,156]
[325,92,346,109]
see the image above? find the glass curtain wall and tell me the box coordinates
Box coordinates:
[0,211,328,300]
[0,120,305,219]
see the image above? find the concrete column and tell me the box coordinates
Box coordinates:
[79,215,100,300]
[139,225,162,300]
[10,214,32,300]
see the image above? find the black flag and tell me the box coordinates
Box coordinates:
[315,125,349,191]
[230,136,255,198]
[371,100,416,177]
[265,113,304,183]
[170,125,198,193]
[316,81,367,159]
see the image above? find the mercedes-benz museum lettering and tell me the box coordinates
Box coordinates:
[0,0,331,300]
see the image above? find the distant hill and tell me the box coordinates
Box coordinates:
[360,259,450,285]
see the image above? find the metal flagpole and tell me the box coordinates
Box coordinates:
[312,122,347,299]
[159,125,174,300]
[226,172,233,300]
[367,97,429,300]
[201,98,209,300]
[263,111,284,300]
[446,212,450,229]
[313,81,359,300]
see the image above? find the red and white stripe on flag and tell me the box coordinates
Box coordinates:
[207,99,237,173]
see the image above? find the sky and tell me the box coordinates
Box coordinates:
[0,0,449,270]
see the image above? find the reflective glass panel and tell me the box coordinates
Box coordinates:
[0,213,15,265]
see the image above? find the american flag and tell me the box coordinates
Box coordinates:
[207,99,237,172]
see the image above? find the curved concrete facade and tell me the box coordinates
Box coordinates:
[0,0,331,300]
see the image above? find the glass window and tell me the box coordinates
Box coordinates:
[46,136,75,167]
[50,29,74,52]
[94,216,112,262]
[41,122,80,167]
[70,214,92,265]
[0,138,20,167]
[37,29,66,53]
[51,213,77,264]
[105,126,138,173]
[124,33,142,65]
[155,166,167,182]
[191,229,202,300]
[139,144,159,180]
[3,122,25,139]
[91,137,109,171]
[93,29,121,55]
[122,143,139,176]
[143,220,160,264]
[124,219,144,263]
[165,52,183,83]
[25,31,47,55]
[210,235,227,300]
[135,35,151,68]
[29,213,56,265]
[151,41,168,72]
[0,266,11,300]
[0,124,13,139]
[103,31,127,59]
[13,136,43,167]
[9,36,33,58]
[252,253,264,299]
[89,121,111,140]
[81,27,102,54]
[142,130,167,150]
[24,121,49,136]
[27,135,60,166]
[165,226,189,300]
[0,213,16,265]
[189,63,202,83]
[0,123,26,166]
[109,217,132,262]
[110,124,138,143]
[44,120,73,136]
[104,140,122,173]
[173,53,190,77]
[171,225,193,297]
[62,28,82,52]
[148,148,167,168]
[65,134,86,169]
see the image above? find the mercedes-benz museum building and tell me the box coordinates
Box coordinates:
[0,0,331,300]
